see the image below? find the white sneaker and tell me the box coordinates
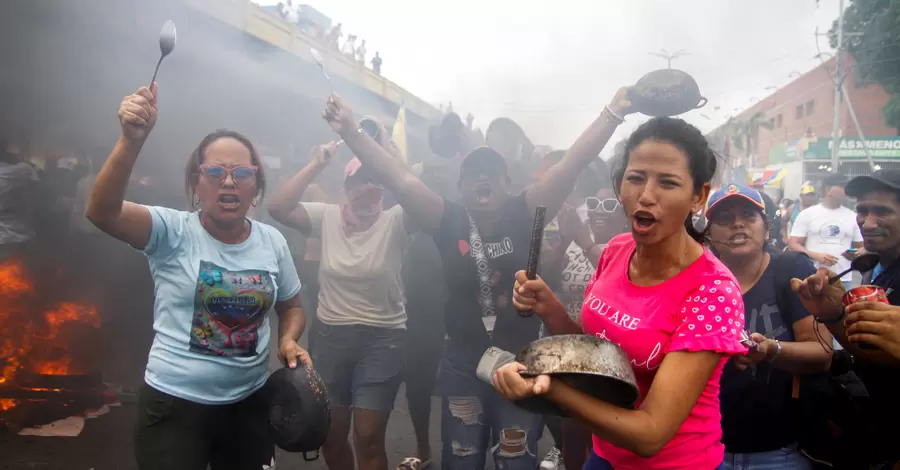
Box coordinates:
[540,447,563,470]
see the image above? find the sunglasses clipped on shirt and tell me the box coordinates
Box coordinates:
[198,164,258,185]
[585,197,620,213]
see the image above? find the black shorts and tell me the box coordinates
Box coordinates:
[134,384,274,470]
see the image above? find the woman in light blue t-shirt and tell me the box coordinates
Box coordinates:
[85,84,308,470]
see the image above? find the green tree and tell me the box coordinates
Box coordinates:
[829,0,900,130]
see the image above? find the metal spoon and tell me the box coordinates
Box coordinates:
[828,252,880,284]
[310,47,332,93]
[149,21,177,86]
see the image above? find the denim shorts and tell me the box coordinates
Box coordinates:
[311,323,406,412]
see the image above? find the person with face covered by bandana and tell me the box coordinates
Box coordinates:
[322,88,634,470]
[268,134,411,470]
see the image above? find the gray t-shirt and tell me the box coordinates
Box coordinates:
[303,203,410,328]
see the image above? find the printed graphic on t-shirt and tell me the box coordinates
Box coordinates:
[190,261,275,357]
[817,223,843,242]
[746,302,788,340]
[583,278,744,372]
[484,237,515,259]
[560,243,593,319]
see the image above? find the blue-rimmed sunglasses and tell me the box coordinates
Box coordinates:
[199,164,258,184]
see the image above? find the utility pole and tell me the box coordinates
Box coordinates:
[648,49,690,69]
[830,0,845,174]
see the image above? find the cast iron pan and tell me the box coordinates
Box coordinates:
[514,335,639,417]
[265,365,331,461]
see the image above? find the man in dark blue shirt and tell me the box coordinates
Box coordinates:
[792,168,900,468]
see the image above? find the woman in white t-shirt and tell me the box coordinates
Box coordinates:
[268,130,411,470]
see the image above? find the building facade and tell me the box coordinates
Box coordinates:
[707,55,897,197]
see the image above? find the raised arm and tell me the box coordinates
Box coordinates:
[267,141,339,235]
[526,88,634,220]
[85,85,158,250]
[323,94,444,233]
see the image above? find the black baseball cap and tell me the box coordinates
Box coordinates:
[460,146,507,178]
[845,169,900,198]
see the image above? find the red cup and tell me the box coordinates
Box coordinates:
[842,285,889,350]
[842,285,889,307]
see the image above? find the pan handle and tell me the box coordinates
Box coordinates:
[694,97,708,109]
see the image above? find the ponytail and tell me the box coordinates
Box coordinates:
[684,215,706,244]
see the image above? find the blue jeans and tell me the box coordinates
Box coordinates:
[310,323,406,411]
[438,348,544,470]
[722,446,813,470]
[584,451,729,469]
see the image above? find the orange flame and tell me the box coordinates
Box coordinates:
[0,257,101,421]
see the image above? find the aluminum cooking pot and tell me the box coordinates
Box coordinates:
[513,335,639,417]
[265,365,331,461]
[629,69,707,117]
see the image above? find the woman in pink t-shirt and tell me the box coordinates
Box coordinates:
[493,117,747,470]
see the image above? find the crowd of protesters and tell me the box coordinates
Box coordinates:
[5,70,900,470]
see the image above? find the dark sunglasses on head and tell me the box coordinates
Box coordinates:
[585,197,620,213]
[199,164,258,184]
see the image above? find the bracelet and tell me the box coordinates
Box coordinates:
[603,105,626,124]
[815,306,846,325]
[767,339,782,363]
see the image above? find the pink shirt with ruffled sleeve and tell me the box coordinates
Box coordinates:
[580,234,747,470]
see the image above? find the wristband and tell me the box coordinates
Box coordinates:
[603,106,626,124]
[815,306,846,325]
[767,339,782,363]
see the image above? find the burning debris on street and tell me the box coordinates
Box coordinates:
[0,257,105,429]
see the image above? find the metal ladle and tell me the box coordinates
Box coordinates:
[828,252,880,284]
[149,20,177,86]
[310,47,332,93]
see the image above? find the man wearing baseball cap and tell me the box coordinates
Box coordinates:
[323,87,636,469]
[791,169,900,468]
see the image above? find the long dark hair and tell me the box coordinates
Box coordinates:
[184,129,266,209]
[612,117,717,243]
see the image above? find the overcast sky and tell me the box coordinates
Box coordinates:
[263,0,841,152]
